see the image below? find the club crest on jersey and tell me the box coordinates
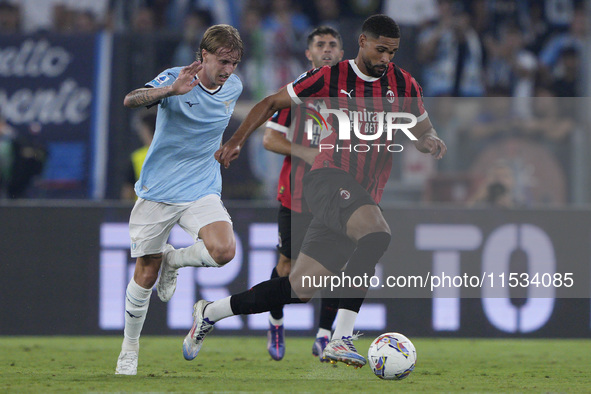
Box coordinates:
[386,89,395,103]
[340,189,351,200]
[223,99,234,114]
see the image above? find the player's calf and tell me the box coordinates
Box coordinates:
[134,254,163,288]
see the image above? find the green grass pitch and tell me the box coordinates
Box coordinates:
[1,336,590,392]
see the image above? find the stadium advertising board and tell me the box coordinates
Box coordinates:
[0,34,111,198]
[0,204,589,337]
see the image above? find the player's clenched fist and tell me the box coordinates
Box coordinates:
[215,138,241,168]
[415,134,447,159]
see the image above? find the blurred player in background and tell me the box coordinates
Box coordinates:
[262,26,344,361]
[185,15,446,368]
[120,112,156,201]
[115,24,243,375]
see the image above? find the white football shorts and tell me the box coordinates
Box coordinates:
[129,194,232,258]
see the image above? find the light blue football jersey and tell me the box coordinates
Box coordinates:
[135,67,242,203]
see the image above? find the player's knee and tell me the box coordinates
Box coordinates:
[276,256,291,277]
[355,222,390,242]
[209,242,235,266]
[276,264,291,277]
[134,255,161,286]
[291,287,313,303]
[347,207,390,240]
[136,272,158,287]
[288,274,316,302]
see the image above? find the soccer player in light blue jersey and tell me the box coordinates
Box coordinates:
[115,24,243,376]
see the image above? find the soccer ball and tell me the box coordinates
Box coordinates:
[367,332,416,380]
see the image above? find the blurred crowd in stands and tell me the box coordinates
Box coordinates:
[0,0,588,205]
[1,0,586,98]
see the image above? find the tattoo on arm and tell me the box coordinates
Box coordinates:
[124,87,171,108]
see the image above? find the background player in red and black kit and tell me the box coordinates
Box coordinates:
[185,15,447,368]
[262,26,344,361]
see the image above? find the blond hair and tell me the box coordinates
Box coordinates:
[198,24,243,61]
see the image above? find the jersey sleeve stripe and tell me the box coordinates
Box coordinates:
[266,121,290,134]
[416,110,429,122]
[287,83,303,105]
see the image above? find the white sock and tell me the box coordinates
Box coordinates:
[203,296,234,322]
[316,328,331,339]
[269,315,283,326]
[122,278,152,352]
[168,241,220,269]
[332,309,358,339]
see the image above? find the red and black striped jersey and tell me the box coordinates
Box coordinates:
[287,59,428,204]
[266,108,294,211]
[266,101,322,213]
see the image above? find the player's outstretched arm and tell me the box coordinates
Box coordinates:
[123,61,202,108]
[263,129,318,165]
[291,144,319,165]
[411,117,447,159]
[263,128,292,156]
[216,87,292,168]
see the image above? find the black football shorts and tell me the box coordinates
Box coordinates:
[277,204,313,260]
[299,168,377,272]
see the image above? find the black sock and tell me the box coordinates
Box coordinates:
[338,295,366,313]
[230,277,304,315]
[318,288,339,331]
[268,267,284,320]
[339,232,391,312]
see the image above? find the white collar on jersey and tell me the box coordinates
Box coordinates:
[198,81,222,94]
[349,59,381,82]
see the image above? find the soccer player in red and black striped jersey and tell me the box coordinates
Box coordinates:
[186,15,447,368]
[262,26,344,362]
